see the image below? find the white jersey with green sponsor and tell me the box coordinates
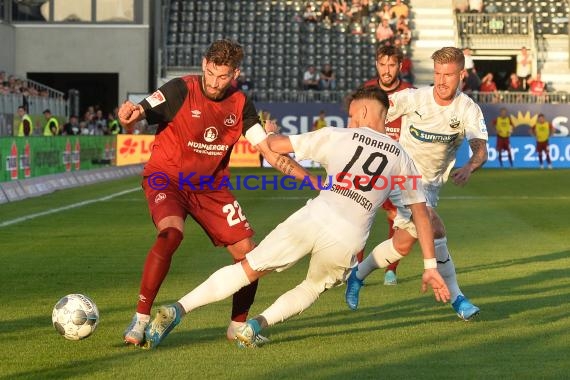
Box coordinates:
[387,86,488,189]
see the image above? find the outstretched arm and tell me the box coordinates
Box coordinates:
[452,138,488,186]
[409,202,450,303]
[256,134,318,187]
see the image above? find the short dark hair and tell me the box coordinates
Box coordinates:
[346,86,389,110]
[204,39,244,69]
[376,45,404,64]
[43,109,51,114]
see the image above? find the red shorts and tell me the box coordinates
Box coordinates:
[142,179,254,246]
[496,136,510,151]
[537,141,549,153]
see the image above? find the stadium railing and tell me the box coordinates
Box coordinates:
[0,93,68,118]
[455,13,535,51]
[248,89,570,104]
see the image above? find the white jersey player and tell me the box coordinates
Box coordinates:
[142,86,451,349]
[346,47,488,321]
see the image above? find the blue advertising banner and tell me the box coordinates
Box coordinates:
[455,137,570,168]
[256,101,570,168]
[256,101,570,137]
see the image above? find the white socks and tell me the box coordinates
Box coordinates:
[136,312,150,322]
[435,237,462,302]
[356,239,403,280]
[261,281,320,326]
[178,262,251,313]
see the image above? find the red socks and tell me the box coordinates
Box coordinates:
[136,227,183,315]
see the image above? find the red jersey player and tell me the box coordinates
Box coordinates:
[118,39,315,347]
[357,45,414,285]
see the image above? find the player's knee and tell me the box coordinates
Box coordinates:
[298,280,323,300]
[228,238,256,262]
[429,212,446,237]
[155,227,184,255]
[392,238,413,255]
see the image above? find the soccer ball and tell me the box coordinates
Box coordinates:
[52,294,99,340]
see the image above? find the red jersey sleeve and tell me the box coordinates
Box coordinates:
[139,78,188,125]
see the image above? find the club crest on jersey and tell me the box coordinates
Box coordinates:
[449,116,460,129]
[409,125,459,143]
[191,109,201,118]
[155,193,166,204]
[224,113,237,126]
[204,127,218,142]
[146,90,166,108]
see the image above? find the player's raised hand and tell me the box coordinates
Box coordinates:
[264,119,279,135]
[421,268,450,302]
[118,101,144,127]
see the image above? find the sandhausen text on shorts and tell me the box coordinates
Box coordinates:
[146,172,422,192]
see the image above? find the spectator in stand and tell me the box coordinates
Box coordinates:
[377,2,394,25]
[463,48,475,72]
[93,109,107,135]
[479,72,499,102]
[396,15,412,45]
[319,63,336,90]
[516,46,532,84]
[390,0,409,20]
[303,2,318,23]
[453,0,469,13]
[42,109,60,136]
[463,68,481,94]
[376,3,394,20]
[80,121,90,135]
[108,110,122,135]
[303,65,320,90]
[528,72,546,95]
[530,114,555,169]
[321,0,338,24]
[62,114,81,135]
[468,0,483,12]
[333,0,349,21]
[16,105,33,137]
[506,73,524,92]
[375,17,394,44]
[84,110,97,135]
[528,72,547,103]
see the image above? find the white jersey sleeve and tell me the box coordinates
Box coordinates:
[386,88,414,124]
[289,128,333,166]
[463,102,488,141]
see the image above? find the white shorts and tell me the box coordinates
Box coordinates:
[391,185,440,238]
[246,206,357,290]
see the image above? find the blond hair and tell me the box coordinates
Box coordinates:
[431,47,465,69]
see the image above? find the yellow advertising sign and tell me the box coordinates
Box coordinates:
[115,135,259,167]
[229,136,260,167]
[116,135,155,166]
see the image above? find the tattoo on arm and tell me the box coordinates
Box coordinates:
[275,154,295,175]
[468,138,488,170]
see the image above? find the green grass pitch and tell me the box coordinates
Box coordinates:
[0,168,569,379]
